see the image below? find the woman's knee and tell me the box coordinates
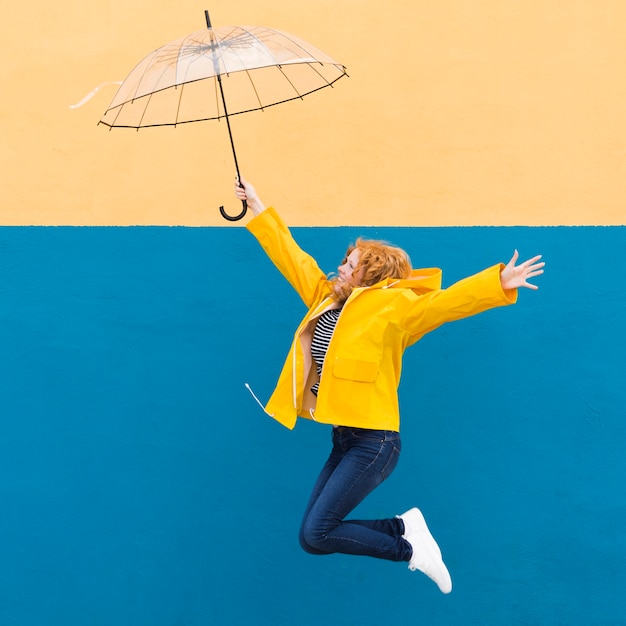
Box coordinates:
[299,533,322,554]
[299,520,329,554]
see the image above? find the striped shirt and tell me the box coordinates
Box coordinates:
[310,308,342,396]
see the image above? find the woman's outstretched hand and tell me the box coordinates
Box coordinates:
[500,250,545,290]
[234,177,266,216]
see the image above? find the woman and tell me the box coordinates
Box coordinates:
[234,178,544,594]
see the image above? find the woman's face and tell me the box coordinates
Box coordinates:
[336,248,365,288]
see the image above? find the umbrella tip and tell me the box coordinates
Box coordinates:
[204,9,212,28]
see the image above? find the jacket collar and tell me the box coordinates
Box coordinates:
[371,268,443,294]
[340,268,442,307]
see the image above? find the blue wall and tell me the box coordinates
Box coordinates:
[0,225,624,625]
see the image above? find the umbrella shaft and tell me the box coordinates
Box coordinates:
[217,74,241,179]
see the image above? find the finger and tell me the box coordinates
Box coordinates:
[520,254,543,268]
[524,263,545,276]
[507,249,520,266]
[526,270,543,278]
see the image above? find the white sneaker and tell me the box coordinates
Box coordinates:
[398,507,452,594]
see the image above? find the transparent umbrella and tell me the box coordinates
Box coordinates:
[100,10,348,220]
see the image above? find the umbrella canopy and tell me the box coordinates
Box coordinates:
[100,23,347,127]
[100,12,348,219]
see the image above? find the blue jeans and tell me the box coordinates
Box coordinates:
[299,426,412,562]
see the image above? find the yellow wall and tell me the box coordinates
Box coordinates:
[2,0,626,226]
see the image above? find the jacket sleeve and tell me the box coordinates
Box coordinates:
[246,207,331,308]
[399,264,518,342]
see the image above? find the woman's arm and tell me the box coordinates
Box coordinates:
[235,178,331,307]
[399,251,544,341]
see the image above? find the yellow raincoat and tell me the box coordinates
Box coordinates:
[247,207,517,431]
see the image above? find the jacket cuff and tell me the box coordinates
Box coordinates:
[493,262,518,304]
[246,206,281,236]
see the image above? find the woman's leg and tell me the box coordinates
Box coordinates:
[299,426,411,562]
[298,430,344,555]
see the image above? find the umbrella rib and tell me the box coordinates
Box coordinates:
[106,100,126,128]
[242,68,264,111]
[137,91,154,127]
[274,65,305,100]
[300,60,342,89]
[174,82,184,126]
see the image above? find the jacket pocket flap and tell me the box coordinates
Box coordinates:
[333,358,379,382]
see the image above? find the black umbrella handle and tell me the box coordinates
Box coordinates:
[219,198,248,221]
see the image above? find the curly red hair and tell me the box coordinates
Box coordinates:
[330,238,412,301]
